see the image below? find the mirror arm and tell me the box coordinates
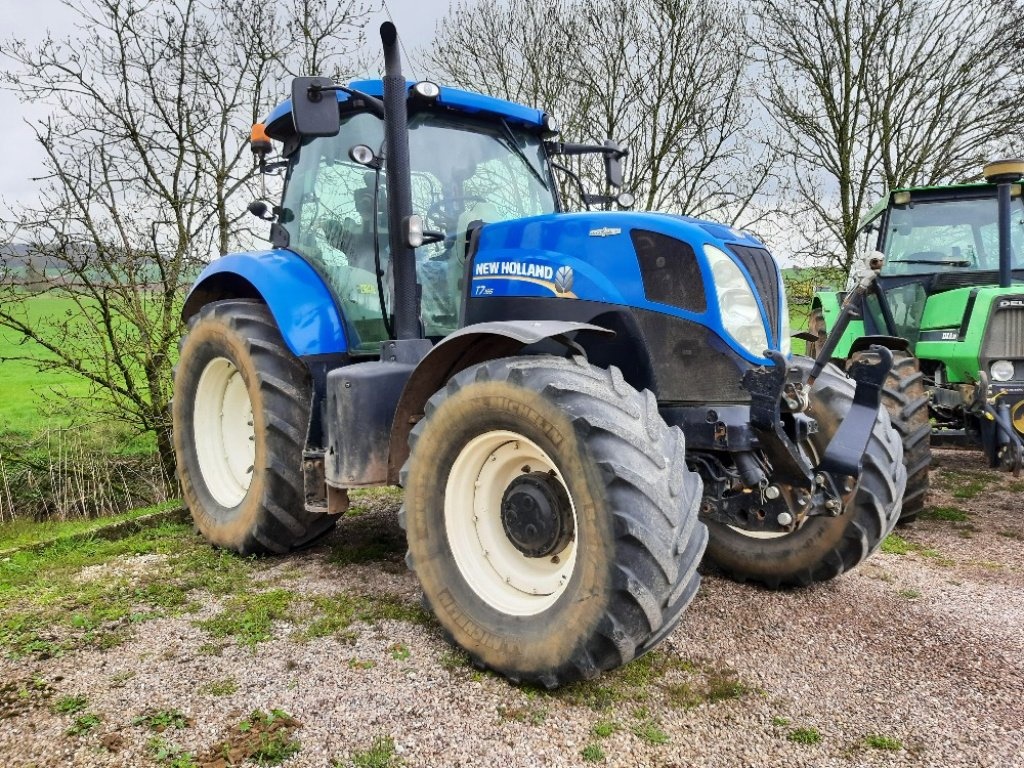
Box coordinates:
[307,83,386,119]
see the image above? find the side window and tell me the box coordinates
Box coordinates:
[281,113,389,352]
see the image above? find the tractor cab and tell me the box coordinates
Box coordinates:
[857,185,1024,345]
[256,80,627,353]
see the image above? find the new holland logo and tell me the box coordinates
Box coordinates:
[589,227,622,237]
[554,265,574,294]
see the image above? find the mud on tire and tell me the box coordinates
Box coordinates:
[172,300,334,555]
[399,356,707,687]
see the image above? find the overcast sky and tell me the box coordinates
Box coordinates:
[0,0,443,221]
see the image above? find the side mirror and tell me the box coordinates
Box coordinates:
[603,139,626,189]
[291,76,341,137]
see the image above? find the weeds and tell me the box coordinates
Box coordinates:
[198,709,300,766]
[342,734,404,768]
[52,694,87,714]
[787,726,822,745]
[389,642,410,661]
[591,719,618,738]
[632,717,669,745]
[0,521,258,659]
[304,593,431,640]
[881,534,912,555]
[196,589,294,648]
[148,736,199,767]
[920,506,969,522]
[66,711,102,736]
[581,743,606,762]
[198,678,238,696]
[133,708,191,731]
[865,734,902,750]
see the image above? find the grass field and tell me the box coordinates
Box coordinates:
[0,296,93,440]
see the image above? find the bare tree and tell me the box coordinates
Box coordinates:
[0,0,371,477]
[758,0,1021,271]
[424,0,779,226]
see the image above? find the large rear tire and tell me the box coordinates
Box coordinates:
[172,300,334,555]
[703,359,905,588]
[849,349,930,523]
[400,356,706,687]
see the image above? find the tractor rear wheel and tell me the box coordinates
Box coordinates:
[172,300,334,555]
[848,349,930,523]
[400,356,706,687]
[703,358,905,588]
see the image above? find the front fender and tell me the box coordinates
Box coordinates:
[813,291,842,333]
[386,320,613,482]
[182,249,348,356]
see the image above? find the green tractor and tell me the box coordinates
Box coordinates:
[809,159,1024,521]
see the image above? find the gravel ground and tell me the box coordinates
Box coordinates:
[2,447,1022,768]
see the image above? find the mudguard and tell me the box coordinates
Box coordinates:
[386,320,613,482]
[182,249,348,357]
[814,292,841,334]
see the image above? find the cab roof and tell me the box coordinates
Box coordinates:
[864,181,996,222]
[264,79,546,140]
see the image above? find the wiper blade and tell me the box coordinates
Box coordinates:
[888,259,972,266]
[497,119,548,190]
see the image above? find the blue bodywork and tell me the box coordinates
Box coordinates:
[190,83,783,366]
[185,251,349,356]
[468,211,782,364]
[264,80,546,137]
[186,213,782,364]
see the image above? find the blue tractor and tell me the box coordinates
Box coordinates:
[173,24,906,686]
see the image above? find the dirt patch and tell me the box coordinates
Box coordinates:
[0,448,1022,767]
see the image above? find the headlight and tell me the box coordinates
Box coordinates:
[991,359,1015,382]
[778,275,791,356]
[703,244,769,357]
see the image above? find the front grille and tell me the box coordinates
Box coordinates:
[727,244,780,344]
[982,301,1024,360]
[631,230,706,313]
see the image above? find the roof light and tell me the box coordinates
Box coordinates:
[983,158,1024,184]
[892,191,911,205]
[249,123,271,156]
[411,81,440,101]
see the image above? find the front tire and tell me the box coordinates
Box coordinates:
[849,350,930,523]
[172,300,333,555]
[400,356,706,687]
[703,358,905,588]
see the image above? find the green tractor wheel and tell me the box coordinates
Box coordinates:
[848,349,931,523]
[702,359,905,588]
[399,356,706,687]
[173,300,335,555]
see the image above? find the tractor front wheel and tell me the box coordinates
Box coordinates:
[172,300,334,555]
[400,356,706,687]
[703,359,905,588]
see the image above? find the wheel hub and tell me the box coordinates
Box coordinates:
[500,472,574,558]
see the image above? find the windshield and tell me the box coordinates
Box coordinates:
[881,196,1024,276]
[280,110,557,352]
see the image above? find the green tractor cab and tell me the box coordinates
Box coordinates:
[810,159,1024,520]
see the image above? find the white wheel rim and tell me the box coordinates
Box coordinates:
[445,430,577,616]
[193,357,255,508]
